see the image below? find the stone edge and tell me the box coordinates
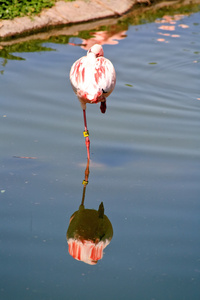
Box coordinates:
[0,0,135,38]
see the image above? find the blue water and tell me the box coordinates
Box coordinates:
[0,10,200,300]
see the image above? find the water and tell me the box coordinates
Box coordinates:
[1,8,200,300]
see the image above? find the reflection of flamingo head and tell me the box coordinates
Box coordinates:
[87,44,104,57]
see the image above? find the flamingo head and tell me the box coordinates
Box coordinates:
[87,44,104,57]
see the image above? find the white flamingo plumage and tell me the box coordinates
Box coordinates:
[70,44,116,159]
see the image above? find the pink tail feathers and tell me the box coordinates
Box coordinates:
[77,89,104,103]
[77,89,88,100]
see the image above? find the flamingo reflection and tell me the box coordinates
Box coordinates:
[69,26,127,51]
[80,29,127,50]
[66,159,113,265]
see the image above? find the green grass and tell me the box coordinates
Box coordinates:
[0,0,56,19]
[0,0,75,20]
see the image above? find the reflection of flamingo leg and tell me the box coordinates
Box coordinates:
[81,158,90,206]
[81,186,86,206]
[83,109,90,160]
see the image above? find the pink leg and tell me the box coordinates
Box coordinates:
[83,109,90,159]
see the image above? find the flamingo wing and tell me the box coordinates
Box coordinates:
[70,56,87,95]
[94,57,116,97]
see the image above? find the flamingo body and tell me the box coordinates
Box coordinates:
[70,44,116,110]
[69,44,116,159]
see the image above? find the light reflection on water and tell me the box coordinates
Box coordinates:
[0,9,200,300]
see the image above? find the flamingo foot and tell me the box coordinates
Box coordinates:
[100,101,106,114]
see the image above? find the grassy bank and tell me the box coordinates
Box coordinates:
[0,0,73,20]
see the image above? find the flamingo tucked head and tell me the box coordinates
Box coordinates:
[87,44,104,57]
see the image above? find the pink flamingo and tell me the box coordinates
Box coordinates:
[70,44,116,159]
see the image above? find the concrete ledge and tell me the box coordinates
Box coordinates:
[0,0,135,38]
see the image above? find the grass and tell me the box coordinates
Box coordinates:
[0,0,74,20]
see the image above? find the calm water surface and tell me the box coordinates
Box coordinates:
[0,10,200,300]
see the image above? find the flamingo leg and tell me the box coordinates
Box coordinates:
[83,109,90,160]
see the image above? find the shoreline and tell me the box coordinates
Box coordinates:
[0,0,135,39]
[0,0,199,42]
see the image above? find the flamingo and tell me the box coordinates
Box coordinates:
[69,44,116,159]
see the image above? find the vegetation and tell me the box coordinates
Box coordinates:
[0,0,56,19]
[117,1,200,28]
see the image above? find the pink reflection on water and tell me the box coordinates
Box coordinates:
[178,24,189,28]
[156,14,189,43]
[155,14,187,24]
[70,28,127,50]
[158,25,175,31]
[81,30,127,50]
[68,238,110,265]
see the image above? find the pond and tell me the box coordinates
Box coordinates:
[0,5,200,300]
